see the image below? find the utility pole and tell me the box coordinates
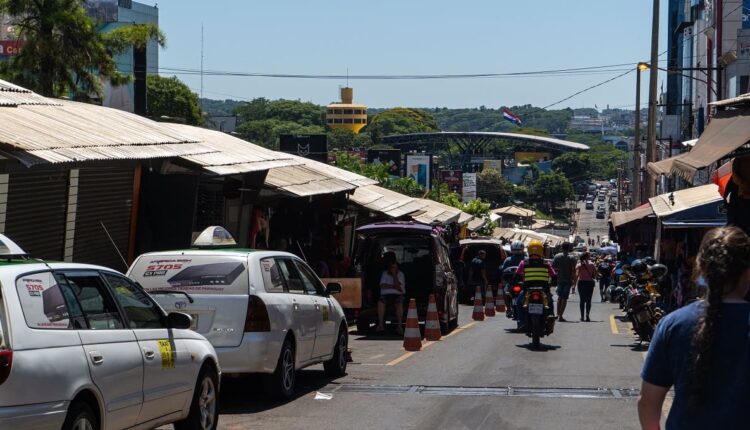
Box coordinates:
[200,24,204,111]
[646,0,660,198]
[633,64,645,206]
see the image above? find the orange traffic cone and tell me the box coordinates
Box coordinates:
[485,286,496,317]
[495,289,506,313]
[472,286,485,321]
[403,298,422,351]
[424,294,441,341]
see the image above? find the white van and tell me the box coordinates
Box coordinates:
[128,227,348,400]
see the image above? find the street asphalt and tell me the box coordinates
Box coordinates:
[162,193,656,430]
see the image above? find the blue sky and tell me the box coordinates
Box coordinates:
[143,0,667,109]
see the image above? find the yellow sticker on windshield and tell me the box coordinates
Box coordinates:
[157,339,175,369]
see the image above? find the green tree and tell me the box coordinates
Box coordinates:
[476,168,513,204]
[327,128,371,150]
[552,152,591,182]
[367,107,440,137]
[146,75,201,125]
[233,98,326,148]
[0,0,164,98]
[459,198,497,236]
[533,171,574,211]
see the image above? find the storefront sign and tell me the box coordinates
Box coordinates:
[463,173,477,203]
[0,40,21,57]
[406,154,432,190]
[279,134,328,163]
[367,149,401,177]
[439,170,463,195]
[482,160,503,173]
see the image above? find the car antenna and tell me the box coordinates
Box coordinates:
[100,220,128,269]
[34,258,54,271]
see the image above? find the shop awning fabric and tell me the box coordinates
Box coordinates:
[648,184,722,218]
[647,152,689,176]
[671,111,750,182]
[610,205,654,228]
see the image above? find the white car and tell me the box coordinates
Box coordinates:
[128,227,349,400]
[0,236,220,430]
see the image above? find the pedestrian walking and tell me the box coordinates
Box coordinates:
[553,242,577,322]
[597,256,613,302]
[638,226,750,429]
[575,252,597,321]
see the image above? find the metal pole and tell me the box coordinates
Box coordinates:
[646,0,660,198]
[633,67,642,206]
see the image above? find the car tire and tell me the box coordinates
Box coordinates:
[174,364,219,430]
[267,337,296,400]
[323,326,348,377]
[62,401,99,430]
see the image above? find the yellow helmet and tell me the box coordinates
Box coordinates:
[527,240,544,257]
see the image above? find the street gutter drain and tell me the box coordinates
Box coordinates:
[334,384,640,399]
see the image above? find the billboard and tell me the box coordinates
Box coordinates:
[463,173,477,203]
[367,149,401,177]
[482,160,503,173]
[744,0,750,28]
[406,154,432,190]
[0,40,20,57]
[439,170,463,195]
[279,134,328,163]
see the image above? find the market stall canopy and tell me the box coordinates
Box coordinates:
[466,217,486,232]
[164,124,303,175]
[671,110,750,182]
[264,165,356,197]
[492,205,535,218]
[349,184,429,218]
[0,80,212,166]
[609,204,655,228]
[412,198,465,225]
[648,184,722,218]
[646,152,689,176]
[493,227,564,247]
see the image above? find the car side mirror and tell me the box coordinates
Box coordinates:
[325,282,343,296]
[167,312,192,330]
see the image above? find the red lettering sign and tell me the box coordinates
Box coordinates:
[0,40,23,57]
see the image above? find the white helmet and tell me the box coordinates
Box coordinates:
[510,241,524,255]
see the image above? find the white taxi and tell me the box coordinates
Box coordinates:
[0,235,220,430]
[128,227,348,400]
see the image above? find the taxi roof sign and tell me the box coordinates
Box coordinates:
[0,234,27,257]
[192,226,237,248]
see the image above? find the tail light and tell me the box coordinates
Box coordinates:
[530,292,542,302]
[0,349,11,385]
[244,296,271,332]
[512,285,522,294]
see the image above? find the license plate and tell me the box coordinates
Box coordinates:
[189,314,199,330]
[528,303,544,315]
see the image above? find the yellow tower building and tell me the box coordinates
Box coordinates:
[326,87,367,133]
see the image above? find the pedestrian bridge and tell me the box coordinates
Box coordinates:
[382,131,590,154]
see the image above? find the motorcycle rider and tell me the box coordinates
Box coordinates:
[514,240,557,330]
[501,241,526,322]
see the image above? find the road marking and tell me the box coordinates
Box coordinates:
[609,314,619,334]
[385,322,477,366]
[370,353,384,360]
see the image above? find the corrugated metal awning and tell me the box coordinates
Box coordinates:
[163,124,303,174]
[265,165,355,197]
[0,80,58,106]
[0,98,212,166]
[648,184,722,218]
[610,205,655,228]
[350,185,428,218]
[412,198,464,225]
[288,155,377,188]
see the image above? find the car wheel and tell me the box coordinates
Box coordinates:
[323,326,348,377]
[267,337,296,400]
[174,364,219,430]
[62,401,99,430]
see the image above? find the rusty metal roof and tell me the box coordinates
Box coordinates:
[0,96,213,166]
[161,124,303,175]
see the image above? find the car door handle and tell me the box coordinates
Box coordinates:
[143,348,155,359]
[89,351,104,365]
[292,301,299,311]
[315,303,320,311]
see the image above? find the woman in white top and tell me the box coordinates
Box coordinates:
[377,261,405,334]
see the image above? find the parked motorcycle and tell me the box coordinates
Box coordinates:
[523,285,555,349]
[622,263,668,342]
